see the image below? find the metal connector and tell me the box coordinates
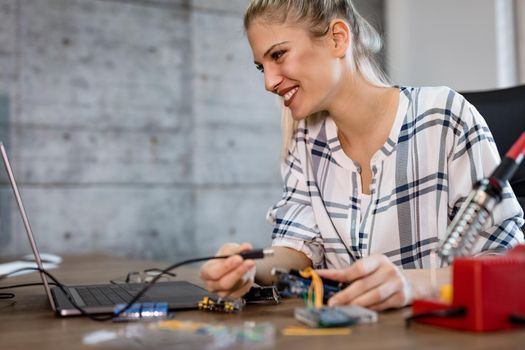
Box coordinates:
[239,249,274,260]
[263,248,274,258]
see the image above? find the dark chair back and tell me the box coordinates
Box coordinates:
[462,85,525,214]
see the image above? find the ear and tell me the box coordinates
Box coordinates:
[329,19,350,58]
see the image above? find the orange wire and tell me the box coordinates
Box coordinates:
[299,267,324,309]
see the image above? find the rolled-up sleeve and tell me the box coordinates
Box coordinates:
[267,139,325,267]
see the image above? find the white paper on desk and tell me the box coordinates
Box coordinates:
[0,261,58,277]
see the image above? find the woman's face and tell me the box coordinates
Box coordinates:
[247,20,342,120]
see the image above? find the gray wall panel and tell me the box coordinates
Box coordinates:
[17,0,191,129]
[386,0,501,90]
[0,1,17,100]
[192,10,281,186]
[1,187,195,260]
[192,10,278,126]
[0,0,196,260]
[194,123,281,185]
[192,0,247,13]
[191,6,282,254]
[6,126,191,184]
[194,186,279,256]
[0,0,282,260]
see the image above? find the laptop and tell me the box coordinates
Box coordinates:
[0,142,214,316]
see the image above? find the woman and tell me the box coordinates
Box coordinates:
[200,0,524,310]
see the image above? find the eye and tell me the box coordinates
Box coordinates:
[271,50,286,61]
[255,64,264,73]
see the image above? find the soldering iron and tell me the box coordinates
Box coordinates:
[437,132,525,265]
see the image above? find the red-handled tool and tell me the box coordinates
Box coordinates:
[437,132,525,264]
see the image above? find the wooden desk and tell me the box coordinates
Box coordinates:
[1,255,524,349]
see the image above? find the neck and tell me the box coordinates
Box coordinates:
[327,72,398,149]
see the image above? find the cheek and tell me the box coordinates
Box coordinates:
[307,64,339,96]
[320,56,341,82]
[315,61,342,96]
[279,63,300,81]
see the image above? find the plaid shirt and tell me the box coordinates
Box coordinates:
[267,86,524,269]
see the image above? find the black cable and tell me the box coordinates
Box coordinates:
[0,249,271,322]
[0,292,15,299]
[109,268,176,284]
[0,282,58,290]
[0,282,59,300]
[142,268,176,277]
[509,314,525,325]
[0,267,116,321]
[405,307,466,328]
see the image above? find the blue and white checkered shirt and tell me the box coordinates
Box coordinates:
[267,86,524,269]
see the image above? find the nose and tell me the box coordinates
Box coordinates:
[263,66,282,94]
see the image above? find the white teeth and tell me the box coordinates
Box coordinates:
[284,87,299,101]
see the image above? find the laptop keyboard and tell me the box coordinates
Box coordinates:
[74,285,142,306]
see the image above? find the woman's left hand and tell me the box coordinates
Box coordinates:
[315,254,412,311]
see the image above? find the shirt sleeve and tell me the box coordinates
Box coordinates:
[447,93,524,255]
[266,134,325,268]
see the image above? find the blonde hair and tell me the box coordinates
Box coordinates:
[244,0,391,157]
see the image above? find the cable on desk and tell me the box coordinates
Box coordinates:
[0,249,273,322]
[0,282,58,290]
[405,307,466,328]
[0,282,59,300]
[0,267,116,321]
[509,314,525,325]
[109,268,176,285]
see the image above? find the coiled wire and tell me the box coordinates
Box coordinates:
[437,179,500,265]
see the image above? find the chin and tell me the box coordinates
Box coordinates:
[290,113,307,121]
[288,107,309,121]
[290,106,322,122]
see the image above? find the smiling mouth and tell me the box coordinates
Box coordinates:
[283,87,299,107]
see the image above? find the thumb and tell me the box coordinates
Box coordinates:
[216,242,253,256]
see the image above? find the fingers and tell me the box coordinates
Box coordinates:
[327,262,393,306]
[316,254,385,283]
[218,269,255,299]
[347,278,402,308]
[200,242,253,281]
[200,254,243,281]
[314,269,349,282]
[217,242,253,256]
[206,261,255,297]
[199,241,256,297]
[199,241,255,299]
[203,259,255,290]
[320,254,411,309]
[368,291,406,311]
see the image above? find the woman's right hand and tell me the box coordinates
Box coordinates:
[199,242,256,298]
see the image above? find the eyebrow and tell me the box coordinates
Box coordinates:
[254,41,289,65]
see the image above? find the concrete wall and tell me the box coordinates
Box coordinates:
[385,0,525,91]
[0,0,281,261]
[191,0,282,256]
[0,0,384,261]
